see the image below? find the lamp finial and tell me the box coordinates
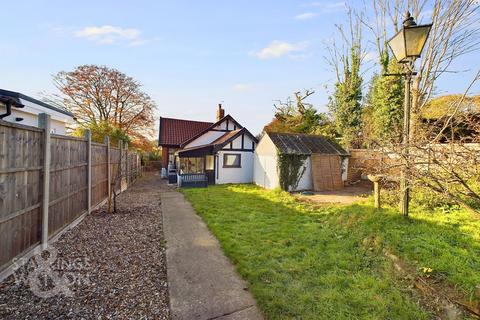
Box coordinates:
[403,11,417,27]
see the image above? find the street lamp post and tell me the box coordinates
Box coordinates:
[388,12,432,217]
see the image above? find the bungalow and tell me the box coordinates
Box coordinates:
[158,105,258,185]
[0,89,75,135]
[254,132,349,191]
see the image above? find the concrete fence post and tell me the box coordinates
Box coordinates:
[38,113,51,250]
[104,136,111,203]
[85,129,92,214]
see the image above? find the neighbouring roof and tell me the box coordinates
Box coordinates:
[158,117,213,147]
[267,132,349,156]
[0,89,74,117]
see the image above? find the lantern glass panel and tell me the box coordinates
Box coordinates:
[388,30,406,62]
[404,25,432,57]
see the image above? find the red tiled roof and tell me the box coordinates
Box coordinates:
[159,117,213,147]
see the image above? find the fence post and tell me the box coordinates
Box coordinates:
[85,130,92,214]
[137,154,140,177]
[105,136,111,205]
[38,114,51,250]
[373,181,380,209]
[125,143,129,187]
[119,140,125,192]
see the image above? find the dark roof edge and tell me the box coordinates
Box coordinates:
[213,127,258,152]
[0,89,74,117]
[159,116,212,124]
[266,132,348,156]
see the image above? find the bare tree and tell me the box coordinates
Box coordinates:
[364,0,480,138]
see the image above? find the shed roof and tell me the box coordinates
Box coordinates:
[267,132,348,156]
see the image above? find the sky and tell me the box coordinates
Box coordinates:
[1,0,479,135]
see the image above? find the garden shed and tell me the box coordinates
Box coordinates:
[253,132,349,191]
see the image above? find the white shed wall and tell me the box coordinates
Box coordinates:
[253,134,280,189]
[254,134,313,191]
[295,157,313,191]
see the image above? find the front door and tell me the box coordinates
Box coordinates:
[205,155,215,184]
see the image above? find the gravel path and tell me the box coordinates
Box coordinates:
[0,173,171,319]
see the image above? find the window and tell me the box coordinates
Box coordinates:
[206,155,214,170]
[179,157,205,174]
[223,153,241,168]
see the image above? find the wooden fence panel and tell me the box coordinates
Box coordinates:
[0,120,141,278]
[110,147,121,192]
[0,122,43,271]
[311,154,344,191]
[49,135,88,237]
[92,143,108,207]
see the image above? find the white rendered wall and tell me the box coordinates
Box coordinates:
[0,102,72,135]
[216,150,254,184]
[232,135,242,148]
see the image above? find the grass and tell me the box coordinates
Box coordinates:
[182,184,480,320]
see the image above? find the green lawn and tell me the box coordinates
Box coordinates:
[182,184,480,320]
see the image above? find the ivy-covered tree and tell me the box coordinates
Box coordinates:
[364,59,404,143]
[327,46,363,148]
[326,9,363,148]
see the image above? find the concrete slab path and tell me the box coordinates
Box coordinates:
[161,190,263,320]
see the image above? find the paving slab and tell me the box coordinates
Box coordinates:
[161,191,263,320]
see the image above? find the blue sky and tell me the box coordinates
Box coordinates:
[1,0,478,135]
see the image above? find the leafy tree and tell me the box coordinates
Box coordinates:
[72,121,130,146]
[422,94,480,119]
[53,65,156,150]
[264,90,336,137]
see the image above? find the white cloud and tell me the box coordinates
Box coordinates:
[232,83,255,92]
[295,12,318,20]
[250,40,308,59]
[302,1,345,13]
[74,25,149,46]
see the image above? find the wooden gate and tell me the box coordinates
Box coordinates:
[311,154,344,191]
